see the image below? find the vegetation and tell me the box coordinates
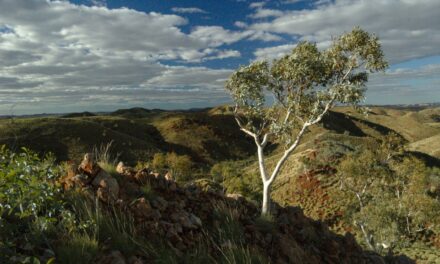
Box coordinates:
[336,136,440,252]
[225,27,388,215]
[0,146,62,262]
[0,3,438,260]
[0,98,439,262]
[151,152,194,182]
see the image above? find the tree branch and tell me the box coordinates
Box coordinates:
[261,133,269,147]
[234,104,258,140]
[266,121,310,184]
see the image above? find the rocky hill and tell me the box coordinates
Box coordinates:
[58,154,412,264]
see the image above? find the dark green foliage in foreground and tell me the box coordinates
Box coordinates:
[0,146,63,262]
[0,146,268,263]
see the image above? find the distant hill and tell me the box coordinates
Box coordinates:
[110,107,158,118]
[0,107,255,164]
[61,111,96,118]
[0,105,438,163]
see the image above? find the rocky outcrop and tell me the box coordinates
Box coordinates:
[62,153,119,202]
[63,155,412,264]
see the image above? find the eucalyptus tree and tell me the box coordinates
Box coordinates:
[225,28,388,215]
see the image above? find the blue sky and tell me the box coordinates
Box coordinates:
[0,0,439,114]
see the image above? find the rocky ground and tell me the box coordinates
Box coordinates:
[59,153,415,264]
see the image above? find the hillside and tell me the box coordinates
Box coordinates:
[230,107,440,262]
[0,107,254,165]
[1,106,438,164]
[0,146,412,263]
[1,105,439,262]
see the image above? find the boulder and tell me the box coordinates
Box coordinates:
[92,170,120,202]
[77,153,120,202]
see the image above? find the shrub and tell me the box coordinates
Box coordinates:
[0,146,63,261]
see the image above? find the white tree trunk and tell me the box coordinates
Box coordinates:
[262,181,271,215]
[236,99,334,216]
[257,144,272,215]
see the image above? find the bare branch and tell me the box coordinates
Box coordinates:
[261,133,270,147]
[234,104,258,139]
[235,116,257,139]
[266,121,310,184]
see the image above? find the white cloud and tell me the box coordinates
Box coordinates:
[250,2,266,9]
[249,8,284,19]
[171,7,208,14]
[144,66,232,90]
[254,44,296,60]
[190,26,252,47]
[234,21,248,28]
[248,31,282,41]
[366,64,440,104]
[179,48,241,62]
[89,0,107,7]
[250,0,440,64]
[0,0,242,114]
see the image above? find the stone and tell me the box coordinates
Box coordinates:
[78,153,100,177]
[116,161,125,174]
[134,169,151,184]
[164,172,174,181]
[98,250,126,264]
[92,170,120,202]
[76,153,120,202]
[151,196,168,211]
[132,198,152,219]
[179,213,196,229]
[226,193,244,201]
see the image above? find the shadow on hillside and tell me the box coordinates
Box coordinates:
[322,111,367,136]
[408,151,440,167]
[322,111,402,138]
[268,202,416,264]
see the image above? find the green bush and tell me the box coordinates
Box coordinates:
[0,146,63,261]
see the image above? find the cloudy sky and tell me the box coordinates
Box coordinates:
[0,0,439,114]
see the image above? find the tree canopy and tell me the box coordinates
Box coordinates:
[226,27,388,215]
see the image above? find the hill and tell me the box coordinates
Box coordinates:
[1,105,439,262]
[0,108,254,165]
[0,146,411,263]
[229,107,440,262]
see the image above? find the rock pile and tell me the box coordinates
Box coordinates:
[61,154,412,264]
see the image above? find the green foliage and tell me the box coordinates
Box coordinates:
[336,138,440,251]
[226,27,388,216]
[0,146,63,261]
[166,152,193,182]
[55,233,98,264]
[209,202,268,263]
[218,245,268,264]
[59,192,154,260]
[212,201,245,243]
[152,152,194,182]
[210,160,263,201]
[152,152,167,172]
[226,27,388,143]
[254,214,275,234]
[211,161,244,184]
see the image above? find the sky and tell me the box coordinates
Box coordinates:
[0,0,439,115]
